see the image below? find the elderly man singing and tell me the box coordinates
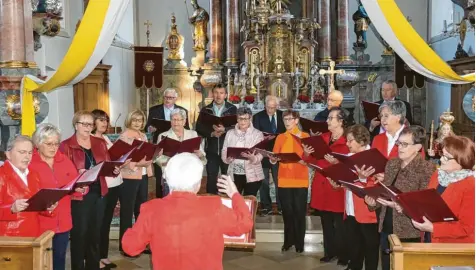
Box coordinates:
[122,153,253,270]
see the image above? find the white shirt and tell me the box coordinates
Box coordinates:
[344,145,370,217]
[385,125,404,156]
[9,161,29,187]
[164,105,175,121]
[268,112,277,131]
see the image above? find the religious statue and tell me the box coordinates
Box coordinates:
[166,14,184,60]
[352,2,371,48]
[429,111,455,159]
[189,0,209,51]
[270,0,291,13]
[240,19,250,42]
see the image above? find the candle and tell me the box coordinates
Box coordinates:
[443,20,448,32]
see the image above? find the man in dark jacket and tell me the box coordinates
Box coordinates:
[252,95,286,215]
[196,83,237,194]
[145,88,189,198]
[366,80,413,140]
[314,90,344,122]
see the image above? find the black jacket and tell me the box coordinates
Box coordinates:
[252,110,286,168]
[365,99,413,140]
[195,101,237,155]
[145,104,190,143]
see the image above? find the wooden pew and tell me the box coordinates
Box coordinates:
[389,234,475,270]
[0,230,54,269]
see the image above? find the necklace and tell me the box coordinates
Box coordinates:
[82,148,96,168]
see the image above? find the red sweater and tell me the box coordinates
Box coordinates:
[122,192,253,270]
[427,172,475,243]
[304,133,349,213]
[29,150,78,234]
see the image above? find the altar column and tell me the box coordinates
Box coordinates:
[337,0,351,63]
[208,0,223,65]
[225,0,239,67]
[0,0,34,67]
[317,0,331,62]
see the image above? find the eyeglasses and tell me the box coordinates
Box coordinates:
[441,155,455,162]
[283,117,295,122]
[171,118,184,122]
[395,141,415,148]
[237,117,251,121]
[77,122,94,128]
[326,116,340,121]
[43,142,60,148]
[164,96,176,100]
[132,118,144,123]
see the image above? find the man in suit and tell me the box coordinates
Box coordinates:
[366,80,413,140]
[314,90,344,122]
[145,88,190,198]
[252,95,286,215]
[196,83,237,194]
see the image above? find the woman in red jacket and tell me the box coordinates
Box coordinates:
[30,123,79,270]
[0,135,56,237]
[412,135,474,243]
[326,125,379,270]
[302,107,349,265]
[60,111,116,270]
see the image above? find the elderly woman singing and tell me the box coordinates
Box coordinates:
[30,124,79,270]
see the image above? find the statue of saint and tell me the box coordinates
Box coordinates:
[352,2,371,48]
[189,0,209,51]
[429,111,455,159]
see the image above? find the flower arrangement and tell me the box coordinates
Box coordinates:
[297,94,310,103]
[229,95,241,104]
[244,95,255,104]
[313,92,327,104]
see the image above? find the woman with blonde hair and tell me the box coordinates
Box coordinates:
[118,109,153,256]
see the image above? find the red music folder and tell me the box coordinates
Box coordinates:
[395,189,458,223]
[333,148,388,175]
[130,140,163,162]
[108,139,136,161]
[293,135,332,160]
[362,101,380,122]
[307,162,358,183]
[149,118,171,135]
[98,148,136,177]
[160,136,202,157]
[299,117,329,134]
[198,112,237,128]
[228,136,277,160]
[254,149,301,163]
[364,184,402,200]
[339,182,367,198]
[24,162,104,212]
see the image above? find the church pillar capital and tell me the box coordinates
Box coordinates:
[225,0,239,67]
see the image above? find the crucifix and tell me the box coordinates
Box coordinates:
[144,20,152,46]
[319,60,344,92]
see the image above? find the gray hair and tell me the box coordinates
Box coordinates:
[163,88,178,98]
[7,135,33,151]
[165,153,203,192]
[382,80,398,92]
[170,108,187,120]
[265,95,279,105]
[379,100,406,124]
[32,123,61,147]
[237,107,252,116]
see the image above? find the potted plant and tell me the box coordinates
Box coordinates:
[297,95,310,109]
[244,95,255,108]
[229,95,241,108]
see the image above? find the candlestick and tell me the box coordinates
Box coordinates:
[429,120,434,151]
[443,20,448,32]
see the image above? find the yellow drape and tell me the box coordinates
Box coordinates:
[21,0,111,136]
[378,0,474,82]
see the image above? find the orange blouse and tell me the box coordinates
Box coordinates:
[272,126,310,188]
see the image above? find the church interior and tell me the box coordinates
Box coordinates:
[0,0,474,269]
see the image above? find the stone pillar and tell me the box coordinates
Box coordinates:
[0,0,28,67]
[317,0,331,62]
[303,0,314,18]
[225,0,239,67]
[208,0,223,65]
[337,0,351,63]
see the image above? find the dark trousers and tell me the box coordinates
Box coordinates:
[320,210,346,260]
[278,187,308,250]
[70,191,105,270]
[259,165,281,211]
[153,163,163,198]
[119,178,142,252]
[206,152,228,194]
[52,231,70,270]
[134,174,148,219]
[233,174,263,196]
[99,186,120,259]
[345,216,379,270]
[380,232,421,270]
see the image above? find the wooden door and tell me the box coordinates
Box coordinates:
[73,64,111,114]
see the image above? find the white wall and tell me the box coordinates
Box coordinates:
[33,0,137,137]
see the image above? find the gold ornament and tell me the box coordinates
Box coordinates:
[143,60,155,72]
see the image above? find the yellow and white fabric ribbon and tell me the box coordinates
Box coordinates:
[21,0,131,136]
[361,0,474,84]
